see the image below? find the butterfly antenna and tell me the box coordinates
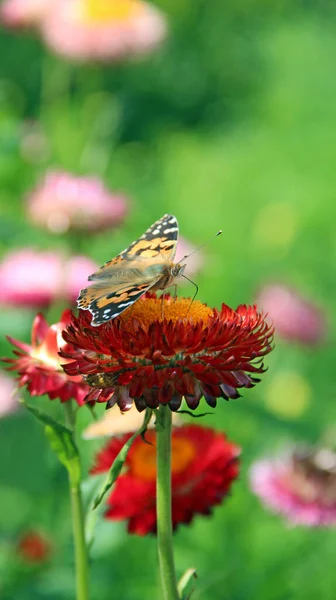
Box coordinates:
[180,229,222,264]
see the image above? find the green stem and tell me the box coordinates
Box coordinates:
[69,470,90,600]
[156,406,179,600]
[64,402,90,600]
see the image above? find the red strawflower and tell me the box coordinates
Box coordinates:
[4,310,89,404]
[91,424,240,535]
[17,530,52,563]
[62,294,274,411]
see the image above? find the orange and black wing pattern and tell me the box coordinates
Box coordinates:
[77,214,179,326]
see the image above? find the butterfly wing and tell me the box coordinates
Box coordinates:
[77,214,179,325]
[88,214,178,281]
[77,280,154,326]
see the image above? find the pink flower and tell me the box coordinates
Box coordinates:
[0,0,50,28]
[0,249,98,308]
[65,256,101,304]
[250,446,336,527]
[0,371,19,417]
[256,284,327,345]
[39,0,167,63]
[27,171,128,234]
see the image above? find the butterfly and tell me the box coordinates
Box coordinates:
[77,214,187,326]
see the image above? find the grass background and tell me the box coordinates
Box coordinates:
[0,1,335,598]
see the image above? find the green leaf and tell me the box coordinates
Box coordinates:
[23,401,80,483]
[92,408,153,510]
[178,569,197,600]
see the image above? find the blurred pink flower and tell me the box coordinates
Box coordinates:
[65,255,100,303]
[250,446,336,527]
[175,236,204,279]
[27,171,128,234]
[40,0,167,63]
[0,0,50,28]
[256,284,327,345]
[0,249,98,308]
[0,371,19,417]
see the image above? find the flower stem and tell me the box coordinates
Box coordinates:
[69,470,90,600]
[64,402,90,600]
[156,405,179,600]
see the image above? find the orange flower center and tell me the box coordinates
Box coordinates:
[82,0,142,23]
[119,296,213,331]
[130,430,196,481]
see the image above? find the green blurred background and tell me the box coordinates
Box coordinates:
[0,1,335,598]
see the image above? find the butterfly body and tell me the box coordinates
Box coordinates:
[77,214,185,326]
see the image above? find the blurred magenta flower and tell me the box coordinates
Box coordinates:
[250,446,336,526]
[65,256,101,303]
[27,171,128,234]
[256,284,327,345]
[40,0,167,63]
[0,371,19,417]
[0,249,98,308]
[0,0,49,28]
[4,310,90,404]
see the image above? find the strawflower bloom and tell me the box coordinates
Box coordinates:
[256,284,327,346]
[0,249,98,308]
[0,0,50,29]
[4,310,89,405]
[40,0,167,63]
[0,371,19,417]
[62,293,274,411]
[27,171,128,234]
[250,445,336,526]
[91,424,240,534]
[17,531,51,563]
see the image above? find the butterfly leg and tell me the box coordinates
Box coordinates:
[180,275,199,315]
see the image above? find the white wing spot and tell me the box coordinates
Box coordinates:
[163,227,178,234]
